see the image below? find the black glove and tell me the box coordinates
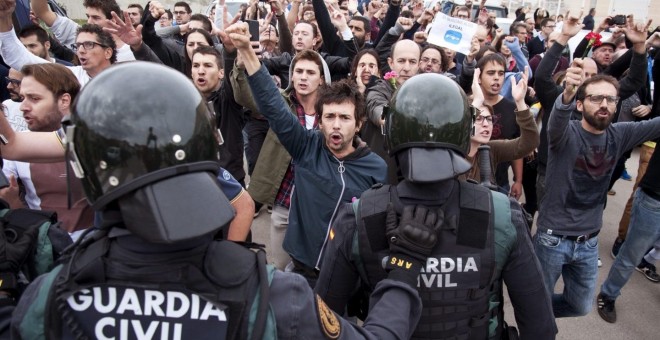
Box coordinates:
[384,204,443,286]
[0,222,39,295]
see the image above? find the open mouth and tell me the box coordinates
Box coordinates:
[196,77,207,86]
[330,133,343,145]
[596,110,610,118]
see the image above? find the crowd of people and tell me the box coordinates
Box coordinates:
[0,0,658,338]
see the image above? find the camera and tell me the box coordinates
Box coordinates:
[609,15,626,26]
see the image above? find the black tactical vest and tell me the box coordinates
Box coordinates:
[354,181,504,340]
[42,229,272,340]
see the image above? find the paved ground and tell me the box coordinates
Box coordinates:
[247,147,659,339]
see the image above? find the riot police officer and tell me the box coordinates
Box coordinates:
[0,62,442,339]
[315,73,558,340]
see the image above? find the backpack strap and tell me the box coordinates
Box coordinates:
[249,249,273,340]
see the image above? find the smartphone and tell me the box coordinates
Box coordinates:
[247,20,260,42]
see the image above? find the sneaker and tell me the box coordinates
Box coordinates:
[620,169,632,181]
[267,205,273,214]
[598,257,602,267]
[608,190,616,196]
[636,259,660,282]
[611,238,624,259]
[597,293,617,323]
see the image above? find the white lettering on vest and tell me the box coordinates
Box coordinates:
[94,287,117,314]
[166,292,189,318]
[68,288,93,311]
[418,256,479,288]
[144,290,165,316]
[95,317,114,340]
[117,289,143,315]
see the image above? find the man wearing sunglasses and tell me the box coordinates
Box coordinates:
[534,58,660,319]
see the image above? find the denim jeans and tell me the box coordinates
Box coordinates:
[601,188,660,299]
[533,231,599,317]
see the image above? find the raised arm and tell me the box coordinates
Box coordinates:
[0,1,48,69]
[30,0,57,26]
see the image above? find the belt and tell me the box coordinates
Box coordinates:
[544,230,600,243]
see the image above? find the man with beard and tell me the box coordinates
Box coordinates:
[227,22,386,285]
[1,68,25,131]
[18,24,72,66]
[1,63,93,240]
[534,61,660,318]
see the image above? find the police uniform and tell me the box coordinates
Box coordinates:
[315,180,557,339]
[315,73,557,340]
[7,231,423,339]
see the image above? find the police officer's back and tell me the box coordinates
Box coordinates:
[315,74,558,340]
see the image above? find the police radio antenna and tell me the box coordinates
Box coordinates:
[477,145,498,191]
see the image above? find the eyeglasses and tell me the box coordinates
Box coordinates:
[173,11,188,15]
[457,15,469,19]
[475,115,493,124]
[5,77,20,86]
[585,94,619,105]
[421,57,440,65]
[544,25,556,28]
[71,41,108,51]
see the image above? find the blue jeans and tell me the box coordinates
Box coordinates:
[533,231,599,317]
[601,188,660,299]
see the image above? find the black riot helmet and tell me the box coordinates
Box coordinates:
[66,62,233,243]
[385,73,473,183]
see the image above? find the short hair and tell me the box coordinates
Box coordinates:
[314,79,366,126]
[183,28,214,77]
[292,49,324,76]
[350,48,380,82]
[475,45,497,63]
[83,0,122,20]
[127,3,144,15]
[589,8,596,15]
[575,75,619,102]
[455,6,469,16]
[510,22,527,35]
[174,1,192,13]
[163,9,172,20]
[476,52,505,71]
[349,16,371,34]
[295,20,318,38]
[421,45,449,72]
[190,13,212,32]
[192,45,223,69]
[541,18,554,27]
[20,63,80,102]
[77,24,117,64]
[18,24,49,44]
